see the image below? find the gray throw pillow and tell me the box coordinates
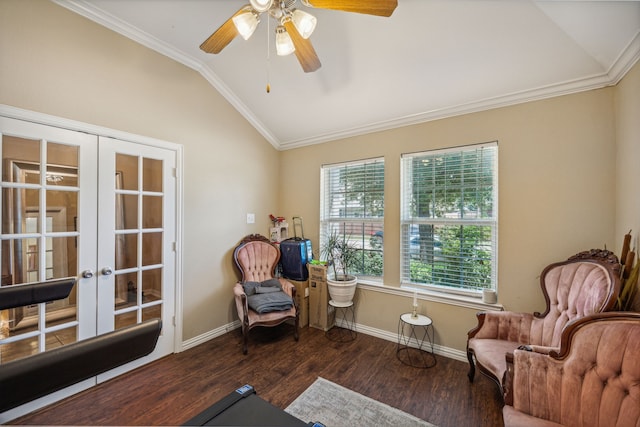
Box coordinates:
[242,278,282,295]
[242,281,261,296]
[261,278,282,288]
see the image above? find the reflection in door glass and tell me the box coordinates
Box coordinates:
[115,311,138,330]
[0,335,39,363]
[112,153,165,333]
[143,158,162,192]
[46,191,78,232]
[114,272,138,310]
[142,195,162,228]
[49,236,77,279]
[116,154,138,191]
[46,282,78,327]
[142,232,162,266]
[47,142,78,170]
[45,326,77,351]
[0,135,80,364]
[117,194,138,230]
[142,304,162,322]
[1,188,40,234]
[115,233,137,270]
[142,268,162,303]
[1,137,40,181]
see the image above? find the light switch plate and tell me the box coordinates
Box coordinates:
[246,213,255,224]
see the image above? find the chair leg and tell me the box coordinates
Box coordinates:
[242,326,249,355]
[467,350,476,382]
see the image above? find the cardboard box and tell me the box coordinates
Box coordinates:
[288,279,309,328]
[308,264,328,281]
[308,278,334,331]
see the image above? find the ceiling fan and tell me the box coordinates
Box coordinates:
[199,0,398,73]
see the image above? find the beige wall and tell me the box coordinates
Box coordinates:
[280,87,619,351]
[615,63,640,255]
[0,0,280,341]
[1,0,637,354]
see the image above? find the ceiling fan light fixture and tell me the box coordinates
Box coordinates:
[232,10,260,40]
[249,0,273,13]
[275,26,295,56]
[291,9,317,39]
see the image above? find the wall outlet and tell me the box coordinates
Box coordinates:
[246,213,255,224]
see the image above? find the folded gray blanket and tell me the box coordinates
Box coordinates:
[247,290,293,313]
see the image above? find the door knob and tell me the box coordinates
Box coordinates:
[101,267,114,276]
[81,269,94,279]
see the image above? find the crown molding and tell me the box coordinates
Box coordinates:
[278,31,639,150]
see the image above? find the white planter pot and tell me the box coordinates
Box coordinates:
[327,274,358,304]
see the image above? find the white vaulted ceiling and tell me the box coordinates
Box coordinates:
[54,0,640,150]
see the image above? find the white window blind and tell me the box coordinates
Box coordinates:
[320,158,384,279]
[400,142,497,294]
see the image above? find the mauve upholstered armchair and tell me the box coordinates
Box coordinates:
[466,250,621,392]
[502,312,640,427]
[233,234,299,354]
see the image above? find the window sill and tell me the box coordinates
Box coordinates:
[357,280,504,312]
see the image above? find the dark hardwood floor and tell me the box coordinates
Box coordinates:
[10,325,504,426]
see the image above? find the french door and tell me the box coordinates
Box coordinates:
[96,136,176,380]
[0,116,176,414]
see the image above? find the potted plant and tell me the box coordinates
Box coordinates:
[321,231,358,304]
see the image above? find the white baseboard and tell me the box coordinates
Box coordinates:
[181,320,240,351]
[336,319,467,362]
[181,319,467,362]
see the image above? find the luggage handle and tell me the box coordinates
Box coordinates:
[292,216,305,239]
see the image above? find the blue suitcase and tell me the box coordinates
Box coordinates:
[280,217,313,281]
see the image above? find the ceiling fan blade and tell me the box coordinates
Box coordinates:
[303,0,397,17]
[199,6,248,54]
[283,20,322,73]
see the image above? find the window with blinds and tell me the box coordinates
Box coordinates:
[400,142,497,295]
[320,158,384,280]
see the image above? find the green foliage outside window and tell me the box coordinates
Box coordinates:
[402,143,497,292]
[321,159,384,279]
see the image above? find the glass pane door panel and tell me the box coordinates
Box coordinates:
[142,268,162,303]
[0,335,38,363]
[5,237,40,284]
[118,194,138,230]
[142,233,162,266]
[142,195,162,228]
[46,191,78,232]
[46,236,76,281]
[45,326,77,351]
[1,137,40,180]
[1,188,40,234]
[115,311,137,330]
[116,155,138,191]
[114,272,138,310]
[46,281,78,327]
[47,143,78,170]
[115,233,137,270]
[142,304,161,321]
[25,237,40,283]
[143,158,162,192]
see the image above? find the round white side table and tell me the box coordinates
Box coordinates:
[397,313,436,368]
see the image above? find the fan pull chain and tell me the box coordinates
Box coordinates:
[266,15,271,93]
